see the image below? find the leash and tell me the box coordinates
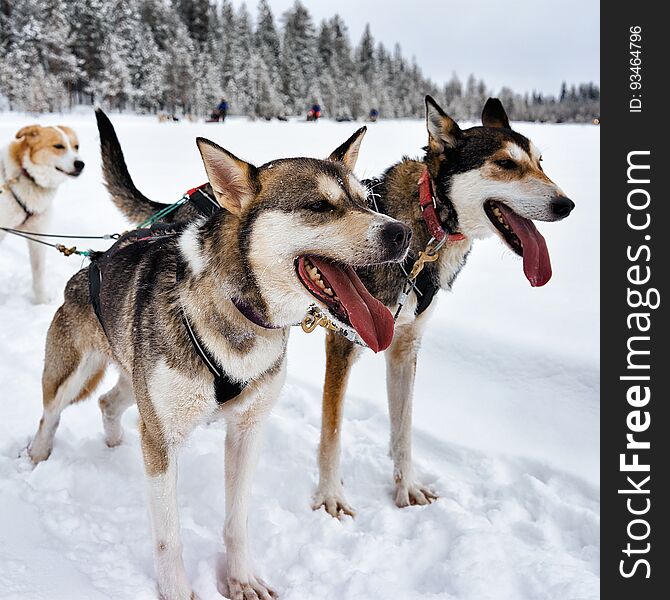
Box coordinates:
[1,184,214,259]
[393,168,466,321]
[0,227,118,257]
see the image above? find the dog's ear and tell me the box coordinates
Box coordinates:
[482,98,511,129]
[15,125,41,140]
[196,138,258,216]
[425,96,461,152]
[328,126,367,171]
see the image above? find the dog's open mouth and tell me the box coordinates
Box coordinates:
[484,200,552,287]
[56,167,82,177]
[295,256,394,352]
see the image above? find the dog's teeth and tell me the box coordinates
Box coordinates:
[324,287,333,296]
[317,279,325,289]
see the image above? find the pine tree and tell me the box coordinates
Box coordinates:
[255,0,281,78]
[162,18,196,114]
[280,1,320,114]
[174,0,210,49]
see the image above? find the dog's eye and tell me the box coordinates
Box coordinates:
[53,144,65,150]
[306,200,334,213]
[495,159,516,170]
[75,145,80,150]
[539,156,543,162]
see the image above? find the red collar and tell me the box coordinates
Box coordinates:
[418,168,465,243]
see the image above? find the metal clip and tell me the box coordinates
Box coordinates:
[407,236,446,280]
[301,306,337,334]
[56,244,78,257]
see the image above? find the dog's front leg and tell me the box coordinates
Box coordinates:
[313,331,359,518]
[221,377,283,600]
[385,326,437,508]
[23,211,51,304]
[140,418,193,600]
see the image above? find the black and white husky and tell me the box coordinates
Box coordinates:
[312,96,575,515]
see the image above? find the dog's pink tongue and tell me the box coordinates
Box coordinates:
[497,204,552,287]
[309,258,394,352]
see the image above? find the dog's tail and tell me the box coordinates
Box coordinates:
[95,108,169,224]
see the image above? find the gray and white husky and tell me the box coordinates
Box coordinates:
[28,112,410,600]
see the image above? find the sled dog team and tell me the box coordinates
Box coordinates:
[1,97,573,600]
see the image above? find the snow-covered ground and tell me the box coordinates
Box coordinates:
[0,113,599,600]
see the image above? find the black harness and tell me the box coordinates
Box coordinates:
[175,258,246,404]
[406,257,439,316]
[88,223,246,405]
[1,169,36,226]
[187,186,220,218]
[364,177,440,318]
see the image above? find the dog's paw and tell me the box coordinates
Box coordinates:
[312,487,356,519]
[27,443,51,465]
[101,422,124,448]
[394,481,438,508]
[223,576,277,600]
[104,434,123,448]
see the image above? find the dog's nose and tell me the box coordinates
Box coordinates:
[74,160,85,172]
[382,221,412,254]
[551,196,575,218]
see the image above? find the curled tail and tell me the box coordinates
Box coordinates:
[95,108,171,223]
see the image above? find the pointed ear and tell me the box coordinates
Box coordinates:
[425,96,461,152]
[482,98,511,129]
[196,138,258,216]
[328,126,367,171]
[16,125,40,139]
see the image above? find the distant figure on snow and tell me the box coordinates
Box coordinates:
[368,108,379,122]
[307,103,321,122]
[208,98,228,122]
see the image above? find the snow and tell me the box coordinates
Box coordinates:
[0,113,599,600]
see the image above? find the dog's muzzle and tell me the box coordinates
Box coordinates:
[381,221,412,260]
[550,195,575,219]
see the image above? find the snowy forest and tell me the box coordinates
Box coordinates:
[0,0,600,122]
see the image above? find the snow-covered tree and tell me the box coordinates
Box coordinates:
[280,1,320,114]
[0,0,599,122]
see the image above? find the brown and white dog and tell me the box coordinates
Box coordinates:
[0,124,84,303]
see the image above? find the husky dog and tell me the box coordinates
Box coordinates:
[28,113,410,599]
[0,124,85,302]
[312,96,575,515]
[93,99,574,518]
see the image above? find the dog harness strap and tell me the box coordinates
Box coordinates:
[0,164,34,225]
[88,260,110,338]
[187,185,220,217]
[20,168,37,186]
[180,309,246,404]
[413,269,439,316]
[9,190,34,225]
[175,258,246,404]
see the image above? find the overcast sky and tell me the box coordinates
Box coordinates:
[230,0,600,95]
